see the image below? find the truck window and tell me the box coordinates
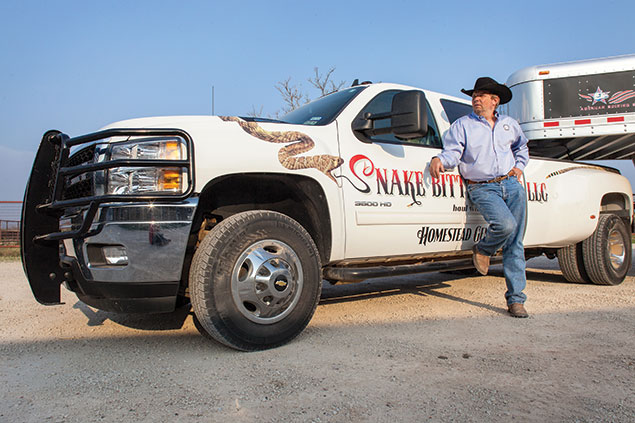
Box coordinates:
[280,86,367,126]
[440,99,472,123]
[356,90,442,148]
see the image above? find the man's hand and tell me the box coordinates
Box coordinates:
[430,157,445,179]
[510,167,523,182]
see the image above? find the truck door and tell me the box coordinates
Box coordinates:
[338,90,485,259]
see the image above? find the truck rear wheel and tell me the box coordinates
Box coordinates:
[557,243,590,283]
[582,214,631,285]
[190,210,322,351]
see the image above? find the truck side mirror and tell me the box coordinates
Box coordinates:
[391,90,428,139]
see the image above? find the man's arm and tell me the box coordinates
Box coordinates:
[431,121,465,178]
[510,119,529,172]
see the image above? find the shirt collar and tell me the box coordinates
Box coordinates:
[470,110,500,122]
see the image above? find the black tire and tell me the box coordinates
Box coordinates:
[557,242,591,283]
[190,210,322,351]
[582,214,631,286]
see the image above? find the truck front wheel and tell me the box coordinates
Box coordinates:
[582,214,631,285]
[190,210,322,351]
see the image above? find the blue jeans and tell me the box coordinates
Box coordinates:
[467,177,527,305]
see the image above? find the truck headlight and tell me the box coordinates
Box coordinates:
[101,138,188,195]
[107,166,186,194]
[110,139,185,161]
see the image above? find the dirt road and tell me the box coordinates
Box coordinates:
[1,256,634,422]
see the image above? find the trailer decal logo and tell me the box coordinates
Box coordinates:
[579,87,610,105]
[608,90,635,104]
[579,88,635,106]
[219,116,343,182]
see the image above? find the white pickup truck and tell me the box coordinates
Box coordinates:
[21,81,633,350]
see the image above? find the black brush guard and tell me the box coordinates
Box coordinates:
[21,129,194,305]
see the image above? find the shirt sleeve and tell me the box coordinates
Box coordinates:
[510,120,529,171]
[437,120,465,169]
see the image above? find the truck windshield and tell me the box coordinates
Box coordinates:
[280,86,367,126]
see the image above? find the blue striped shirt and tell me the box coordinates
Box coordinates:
[436,112,529,182]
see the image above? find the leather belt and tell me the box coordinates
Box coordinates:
[466,170,514,185]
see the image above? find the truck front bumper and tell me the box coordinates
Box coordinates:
[59,200,197,313]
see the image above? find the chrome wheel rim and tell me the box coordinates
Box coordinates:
[608,226,626,270]
[231,239,303,324]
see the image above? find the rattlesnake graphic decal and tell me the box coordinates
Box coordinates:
[545,165,608,179]
[219,116,343,182]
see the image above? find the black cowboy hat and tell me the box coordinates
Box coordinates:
[461,77,512,105]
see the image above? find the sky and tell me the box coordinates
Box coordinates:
[1,0,634,200]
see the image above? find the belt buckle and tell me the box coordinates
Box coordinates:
[495,173,510,183]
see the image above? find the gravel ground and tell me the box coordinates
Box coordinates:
[1,255,634,423]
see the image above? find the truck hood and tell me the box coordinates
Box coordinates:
[101,115,302,132]
[102,115,343,191]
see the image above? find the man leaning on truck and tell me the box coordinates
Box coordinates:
[429,77,530,318]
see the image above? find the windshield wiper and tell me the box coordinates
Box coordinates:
[239,116,288,124]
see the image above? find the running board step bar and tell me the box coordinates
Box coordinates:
[322,256,504,283]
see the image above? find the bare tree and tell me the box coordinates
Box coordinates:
[307,66,346,96]
[275,77,309,115]
[246,104,264,118]
[258,67,346,118]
